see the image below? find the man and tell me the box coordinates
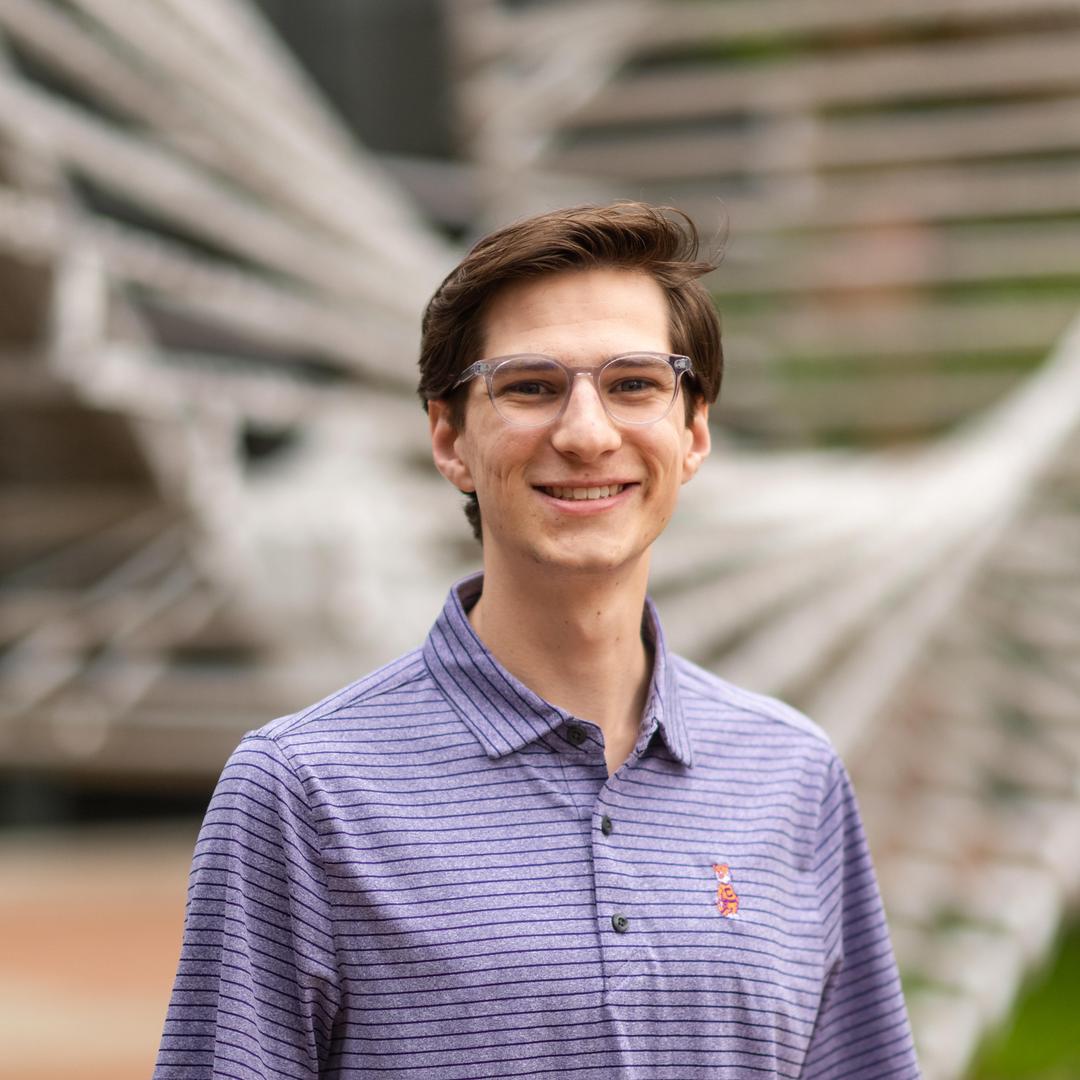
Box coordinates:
[156,203,920,1078]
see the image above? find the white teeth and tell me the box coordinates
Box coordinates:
[545,484,625,500]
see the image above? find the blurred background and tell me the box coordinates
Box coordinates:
[0,1,1078,1077]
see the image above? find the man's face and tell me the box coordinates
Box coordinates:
[429,267,711,578]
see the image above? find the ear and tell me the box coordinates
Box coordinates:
[429,399,476,493]
[681,398,711,484]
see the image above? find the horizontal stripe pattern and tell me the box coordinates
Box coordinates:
[156,574,919,1078]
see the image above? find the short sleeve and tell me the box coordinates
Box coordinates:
[800,757,921,1079]
[154,733,340,1079]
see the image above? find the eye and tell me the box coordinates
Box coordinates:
[491,359,566,400]
[606,372,668,396]
[601,356,673,399]
[498,378,560,397]
[610,376,660,393]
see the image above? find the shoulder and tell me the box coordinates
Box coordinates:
[673,652,834,752]
[247,646,435,752]
[672,655,850,835]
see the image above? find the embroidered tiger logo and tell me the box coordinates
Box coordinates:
[711,863,739,918]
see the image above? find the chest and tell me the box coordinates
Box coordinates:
[319,753,825,1036]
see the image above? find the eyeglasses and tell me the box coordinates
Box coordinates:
[452,352,694,428]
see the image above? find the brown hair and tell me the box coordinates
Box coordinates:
[418,201,724,540]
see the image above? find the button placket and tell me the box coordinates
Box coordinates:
[592,790,641,998]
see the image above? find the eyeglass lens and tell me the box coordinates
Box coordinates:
[489,355,679,426]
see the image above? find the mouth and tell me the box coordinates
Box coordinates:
[535,483,634,501]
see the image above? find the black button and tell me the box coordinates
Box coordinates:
[611,913,630,933]
[566,725,587,747]
[601,815,613,836]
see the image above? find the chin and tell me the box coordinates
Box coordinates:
[525,538,645,576]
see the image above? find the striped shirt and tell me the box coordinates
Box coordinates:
[156,573,920,1079]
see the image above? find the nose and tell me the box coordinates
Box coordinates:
[549,373,622,459]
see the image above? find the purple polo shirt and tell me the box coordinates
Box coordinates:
[156,574,920,1079]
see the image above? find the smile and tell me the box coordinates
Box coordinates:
[538,484,628,501]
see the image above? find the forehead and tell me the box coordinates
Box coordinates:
[480,267,671,360]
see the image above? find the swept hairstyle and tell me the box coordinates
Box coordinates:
[418,201,724,540]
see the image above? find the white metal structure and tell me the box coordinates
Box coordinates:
[0,2,1078,1076]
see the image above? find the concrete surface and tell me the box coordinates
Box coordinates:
[0,822,199,1080]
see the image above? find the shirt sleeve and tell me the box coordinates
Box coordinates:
[154,733,341,1079]
[800,756,921,1079]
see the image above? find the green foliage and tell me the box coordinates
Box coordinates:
[968,918,1080,1079]
[770,351,1043,380]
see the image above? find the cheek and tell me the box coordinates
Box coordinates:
[648,429,689,478]
[468,432,539,493]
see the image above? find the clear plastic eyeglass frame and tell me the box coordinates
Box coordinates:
[451,352,694,428]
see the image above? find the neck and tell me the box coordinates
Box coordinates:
[468,555,653,775]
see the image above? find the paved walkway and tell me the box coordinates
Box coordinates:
[0,822,199,1080]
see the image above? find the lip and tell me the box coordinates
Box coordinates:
[533,481,639,513]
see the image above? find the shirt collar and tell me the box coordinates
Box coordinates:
[641,596,694,767]
[422,572,693,768]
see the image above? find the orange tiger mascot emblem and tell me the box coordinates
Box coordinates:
[712,863,739,919]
